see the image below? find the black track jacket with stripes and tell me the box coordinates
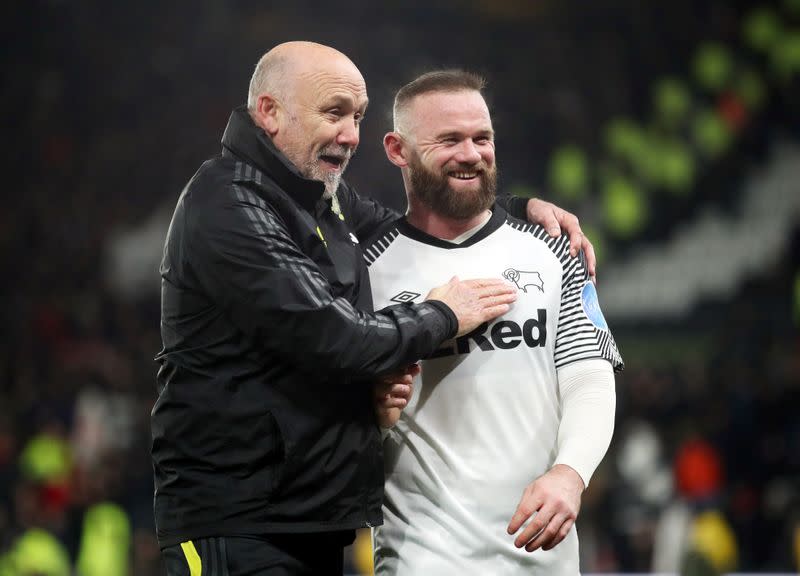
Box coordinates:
[151,108,464,547]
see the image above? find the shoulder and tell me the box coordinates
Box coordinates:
[184,157,284,234]
[500,212,591,284]
[502,213,573,261]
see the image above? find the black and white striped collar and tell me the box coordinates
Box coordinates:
[397,204,508,249]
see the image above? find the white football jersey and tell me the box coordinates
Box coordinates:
[365,207,623,575]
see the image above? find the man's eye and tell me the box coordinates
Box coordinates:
[354,113,365,125]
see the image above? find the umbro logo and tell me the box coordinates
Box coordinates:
[390,290,420,303]
[502,268,544,293]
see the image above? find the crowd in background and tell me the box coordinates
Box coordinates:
[2,0,798,573]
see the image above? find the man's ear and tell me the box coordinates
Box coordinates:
[383,132,409,167]
[253,93,281,136]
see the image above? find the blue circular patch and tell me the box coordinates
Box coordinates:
[581,282,608,331]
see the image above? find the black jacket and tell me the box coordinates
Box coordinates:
[151,108,459,547]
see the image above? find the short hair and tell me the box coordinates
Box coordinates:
[247,51,288,110]
[393,69,486,133]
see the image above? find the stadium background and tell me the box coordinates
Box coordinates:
[2,0,799,574]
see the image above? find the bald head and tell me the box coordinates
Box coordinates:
[247,41,364,111]
[247,42,369,200]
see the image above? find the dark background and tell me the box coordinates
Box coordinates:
[2,1,798,574]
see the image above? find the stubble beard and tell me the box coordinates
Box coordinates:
[408,153,497,220]
[280,129,352,199]
[302,146,352,199]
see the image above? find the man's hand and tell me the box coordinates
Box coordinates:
[374,364,420,429]
[507,464,585,553]
[526,198,596,281]
[426,277,516,337]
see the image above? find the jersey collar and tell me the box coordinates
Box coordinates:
[398,203,508,249]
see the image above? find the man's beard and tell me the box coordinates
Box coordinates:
[408,154,497,220]
[302,144,352,199]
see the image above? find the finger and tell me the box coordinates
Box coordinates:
[479,294,517,309]
[479,304,511,322]
[529,199,562,237]
[542,517,574,551]
[380,394,408,409]
[507,496,541,535]
[382,380,413,403]
[407,363,422,377]
[462,277,509,289]
[476,284,517,299]
[515,521,550,552]
[568,231,582,258]
[557,213,582,257]
[545,209,562,237]
[515,505,554,548]
[388,383,412,400]
[526,512,566,552]
[581,236,597,281]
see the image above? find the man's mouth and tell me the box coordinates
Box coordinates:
[319,155,346,170]
[448,170,481,180]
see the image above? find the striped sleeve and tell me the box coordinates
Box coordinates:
[554,248,624,372]
[184,182,456,379]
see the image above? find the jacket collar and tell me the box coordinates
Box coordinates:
[220,106,325,212]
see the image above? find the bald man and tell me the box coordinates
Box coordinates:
[153,42,590,575]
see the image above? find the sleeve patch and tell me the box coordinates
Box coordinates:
[581,282,608,331]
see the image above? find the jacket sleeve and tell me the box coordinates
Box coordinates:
[185,184,456,379]
[338,183,401,240]
[495,193,529,220]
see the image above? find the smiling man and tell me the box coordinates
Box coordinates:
[153,42,596,575]
[367,70,624,575]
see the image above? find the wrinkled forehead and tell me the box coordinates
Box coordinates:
[292,58,368,108]
[407,90,492,137]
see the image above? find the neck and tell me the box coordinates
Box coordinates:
[406,199,490,240]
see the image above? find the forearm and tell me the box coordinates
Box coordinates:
[339,182,401,239]
[190,190,456,379]
[259,299,456,379]
[495,194,530,220]
[554,358,616,488]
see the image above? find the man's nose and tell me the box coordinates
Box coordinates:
[454,140,482,164]
[336,119,360,148]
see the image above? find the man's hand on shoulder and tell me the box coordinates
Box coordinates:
[525,198,596,282]
[506,463,585,553]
